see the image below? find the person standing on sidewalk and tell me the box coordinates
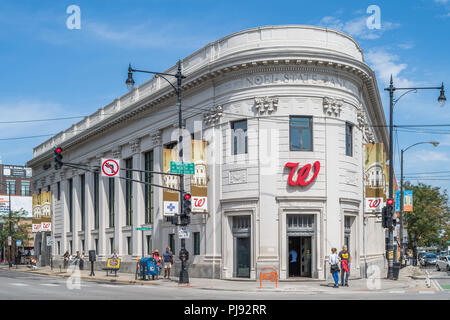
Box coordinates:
[79,251,85,270]
[329,248,340,288]
[163,247,173,280]
[339,245,351,287]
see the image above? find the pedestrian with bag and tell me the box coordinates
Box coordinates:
[339,245,351,287]
[329,248,340,288]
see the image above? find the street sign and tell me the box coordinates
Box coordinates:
[7,236,11,246]
[164,201,179,216]
[178,226,190,239]
[170,161,195,174]
[136,227,151,231]
[46,236,54,246]
[365,197,383,213]
[16,240,22,247]
[101,158,120,177]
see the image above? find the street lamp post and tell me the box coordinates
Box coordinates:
[126,61,190,283]
[400,141,439,266]
[385,76,445,279]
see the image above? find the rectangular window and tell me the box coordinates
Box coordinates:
[57,241,60,255]
[94,172,99,229]
[194,232,200,255]
[169,234,175,254]
[108,177,115,228]
[57,182,61,201]
[6,180,15,195]
[80,174,85,231]
[231,120,248,155]
[95,239,98,253]
[68,179,73,232]
[81,240,85,251]
[290,116,313,151]
[69,240,72,254]
[125,158,133,226]
[144,151,154,224]
[147,235,152,255]
[127,236,132,255]
[21,181,30,196]
[110,238,114,254]
[346,122,353,156]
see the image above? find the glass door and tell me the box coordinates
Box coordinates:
[300,236,312,277]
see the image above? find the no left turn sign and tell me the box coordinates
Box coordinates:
[101,158,120,177]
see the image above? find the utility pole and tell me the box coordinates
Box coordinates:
[387,76,395,280]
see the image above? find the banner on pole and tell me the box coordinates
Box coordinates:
[191,140,208,214]
[163,148,179,216]
[364,143,387,213]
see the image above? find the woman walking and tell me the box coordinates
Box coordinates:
[329,248,340,288]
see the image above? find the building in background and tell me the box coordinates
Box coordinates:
[0,163,33,263]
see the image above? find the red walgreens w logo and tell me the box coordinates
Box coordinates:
[285,161,320,187]
[368,199,381,208]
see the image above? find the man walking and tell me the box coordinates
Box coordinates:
[163,246,173,280]
[339,245,351,287]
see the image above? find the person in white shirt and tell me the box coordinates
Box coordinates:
[329,248,340,288]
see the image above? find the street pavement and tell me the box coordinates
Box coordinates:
[0,266,449,300]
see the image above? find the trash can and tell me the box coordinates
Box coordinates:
[393,263,400,280]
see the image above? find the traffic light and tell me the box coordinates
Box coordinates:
[381,199,394,229]
[180,193,192,225]
[53,146,63,170]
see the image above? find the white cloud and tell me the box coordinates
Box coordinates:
[412,150,450,162]
[365,48,416,87]
[434,0,449,4]
[318,15,400,40]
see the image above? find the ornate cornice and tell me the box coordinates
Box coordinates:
[151,130,162,146]
[130,138,141,154]
[203,105,223,125]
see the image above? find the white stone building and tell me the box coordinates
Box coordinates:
[28,25,388,280]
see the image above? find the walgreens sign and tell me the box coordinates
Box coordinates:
[285,161,320,186]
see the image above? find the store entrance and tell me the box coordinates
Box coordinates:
[288,236,312,277]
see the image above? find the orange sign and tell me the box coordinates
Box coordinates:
[259,267,278,289]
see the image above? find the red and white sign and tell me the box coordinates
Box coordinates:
[41,222,51,232]
[101,158,120,177]
[285,161,320,187]
[32,223,42,232]
[365,197,384,213]
[192,196,207,213]
[7,236,12,246]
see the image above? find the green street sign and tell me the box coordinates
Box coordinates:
[170,161,195,174]
[136,227,151,231]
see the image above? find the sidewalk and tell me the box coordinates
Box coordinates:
[0,264,435,293]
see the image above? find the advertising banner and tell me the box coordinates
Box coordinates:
[395,190,413,212]
[364,143,388,213]
[163,148,179,216]
[40,191,52,231]
[32,193,41,232]
[0,195,32,216]
[404,190,413,212]
[191,140,208,214]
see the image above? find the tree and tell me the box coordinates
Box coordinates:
[0,210,33,260]
[403,182,450,248]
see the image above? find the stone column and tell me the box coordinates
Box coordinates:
[130,139,143,258]
[112,147,124,257]
[96,156,107,260]
[151,131,163,254]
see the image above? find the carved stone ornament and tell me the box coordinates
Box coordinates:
[130,138,141,154]
[356,102,375,143]
[229,169,247,184]
[112,147,122,159]
[323,97,343,117]
[203,105,223,125]
[151,130,162,146]
[254,96,278,114]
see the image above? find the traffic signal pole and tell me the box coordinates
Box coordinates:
[387,76,395,280]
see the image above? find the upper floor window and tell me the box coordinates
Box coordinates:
[6,180,15,195]
[231,120,248,155]
[21,181,30,196]
[346,122,353,157]
[290,116,312,151]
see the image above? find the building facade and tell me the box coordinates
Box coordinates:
[27,25,388,279]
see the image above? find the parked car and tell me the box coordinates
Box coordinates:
[420,253,437,266]
[436,256,450,271]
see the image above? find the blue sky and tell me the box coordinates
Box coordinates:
[1,0,450,193]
